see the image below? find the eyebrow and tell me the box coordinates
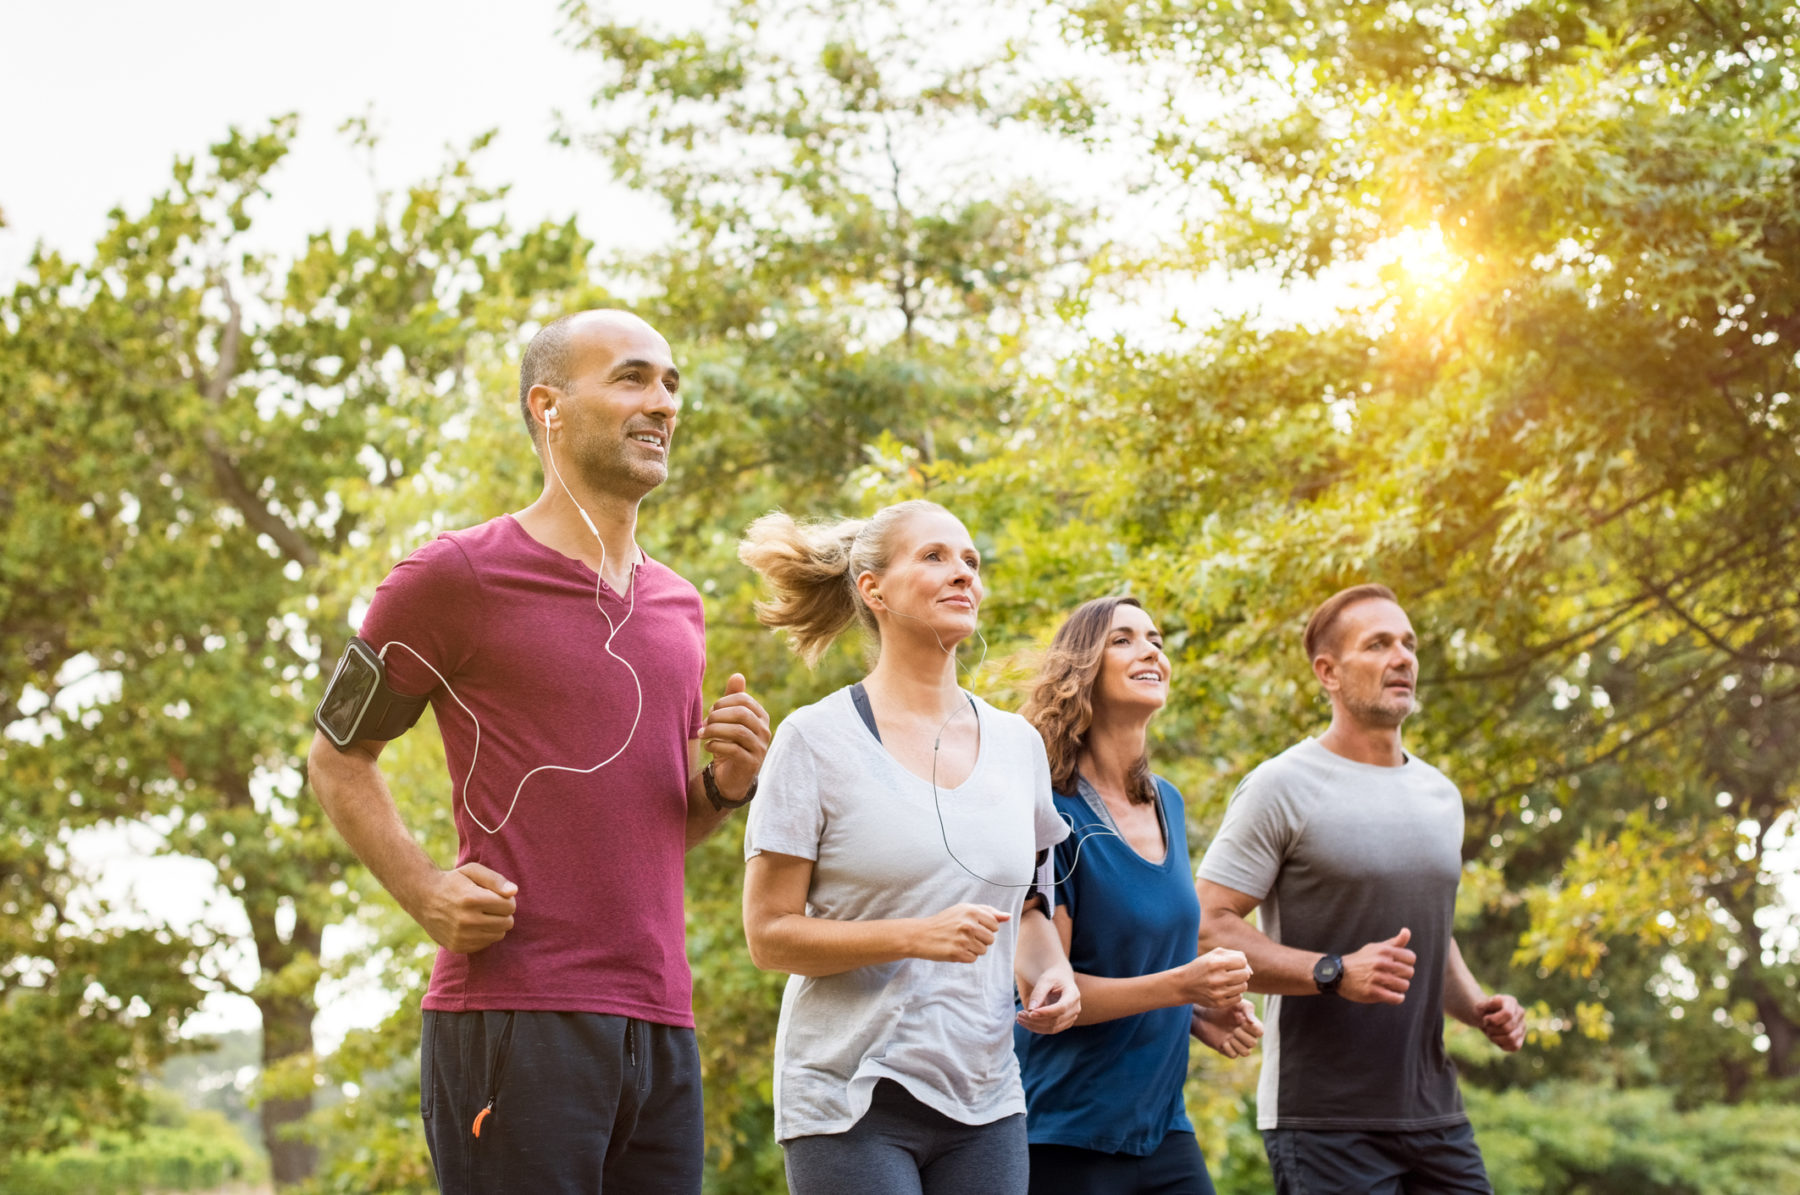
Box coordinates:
[1112,624,1161,636]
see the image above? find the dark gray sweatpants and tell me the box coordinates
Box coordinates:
[783,1078,1028,1195]
[422,1010,702,1194]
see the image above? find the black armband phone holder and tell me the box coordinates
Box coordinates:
[313,637,429,749]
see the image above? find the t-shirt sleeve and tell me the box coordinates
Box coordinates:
[354,535,485,700]
[743,717,824,862]
[1028,726,1072,853]
[688,601,707,740]
[1047,812,1083,922]
[1195,767,1293,902]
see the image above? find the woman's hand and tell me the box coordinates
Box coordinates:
[1016,963,1081,1035]
[910,903,1011,963]
[1191,999,1263,1059]
[1174,946,1254,1009]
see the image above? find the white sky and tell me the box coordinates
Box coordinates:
[0,0,679,284]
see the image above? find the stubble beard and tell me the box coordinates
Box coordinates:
[575,432,669,500]
[1343,685,1416,730]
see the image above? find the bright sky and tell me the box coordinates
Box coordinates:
[0,0,677,284]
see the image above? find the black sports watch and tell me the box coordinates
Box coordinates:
[1313,953,1345,996]
[313,637,429,749]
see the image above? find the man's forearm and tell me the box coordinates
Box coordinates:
[1442,937,1487,1026]
[684,770,735,849]
[1200,910,1322,996]
[308,733,442,918]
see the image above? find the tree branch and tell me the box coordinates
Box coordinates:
[197,277,320,570]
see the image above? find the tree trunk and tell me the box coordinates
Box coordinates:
[250,905,324,1186]
[255,988,321,1185]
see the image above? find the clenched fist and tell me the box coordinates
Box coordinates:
[911,903,1011,964]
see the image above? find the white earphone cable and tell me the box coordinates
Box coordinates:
[376,426,645,836]
[881,598,1125,891]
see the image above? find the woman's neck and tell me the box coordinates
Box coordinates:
[863,631,966,717]
[1078,710,1152,802]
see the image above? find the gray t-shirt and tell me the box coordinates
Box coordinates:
[744,687,1069,1142]
[1197,737,1468,1132]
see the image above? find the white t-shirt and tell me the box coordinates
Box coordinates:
[744,686,1069,1142]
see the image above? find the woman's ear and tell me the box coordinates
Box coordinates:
[856,571,884,610]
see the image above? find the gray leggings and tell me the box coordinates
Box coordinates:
[784,1079,1028,1195]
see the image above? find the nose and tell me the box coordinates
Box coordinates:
[644,380,680,418]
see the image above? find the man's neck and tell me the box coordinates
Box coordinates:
[516,483,642,593]
[1316,715,1407,767]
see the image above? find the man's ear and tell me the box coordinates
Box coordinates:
[528,382,561,430]
[1311,653,1339,693]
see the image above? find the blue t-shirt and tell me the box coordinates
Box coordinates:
[1013,775,1201,1154]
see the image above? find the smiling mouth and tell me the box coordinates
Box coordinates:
[1129,671,1164,682]
[628,430,667,451]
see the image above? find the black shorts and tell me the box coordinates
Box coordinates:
[1262,1122,1492,1195]
[1028,1130,1216,1195]
[421,1010,702,1194]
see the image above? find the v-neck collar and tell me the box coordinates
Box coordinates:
[1074,773,1171,867]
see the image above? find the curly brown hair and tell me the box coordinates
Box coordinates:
[1020,595,1157,805]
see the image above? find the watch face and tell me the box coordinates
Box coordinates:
[316,643,381,747]
[1315,955,1343,986]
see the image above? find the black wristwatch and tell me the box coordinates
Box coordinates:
[702,762,757,812]
[1313,953,1345,996]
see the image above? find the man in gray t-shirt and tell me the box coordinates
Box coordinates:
[1196,584,1525,1194]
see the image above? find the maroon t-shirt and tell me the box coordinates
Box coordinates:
[358,515,705,1025]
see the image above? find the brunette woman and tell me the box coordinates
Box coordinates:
[738,500,1080,1195]
[1014,596,1262,1195]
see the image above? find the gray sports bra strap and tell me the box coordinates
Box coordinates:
[849,683,977,746]
[849,682,881,743]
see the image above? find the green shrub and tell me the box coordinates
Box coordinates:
[0,1105,266,1195]
[1468,1085,1800,1195]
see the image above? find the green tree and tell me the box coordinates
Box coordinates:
[1024,0,1800,1106]
[1,119,592,1185]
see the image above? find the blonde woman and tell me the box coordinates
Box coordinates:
[739,500,1079,1195]
[1014,596,1262,1195]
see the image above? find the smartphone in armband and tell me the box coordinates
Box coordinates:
[313,637,429,749]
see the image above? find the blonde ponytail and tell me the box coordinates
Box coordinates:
[737,500,950,667]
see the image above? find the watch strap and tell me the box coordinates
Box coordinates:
[703,762,757,812]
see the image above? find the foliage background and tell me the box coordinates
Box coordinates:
[2,0,1796,1191]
